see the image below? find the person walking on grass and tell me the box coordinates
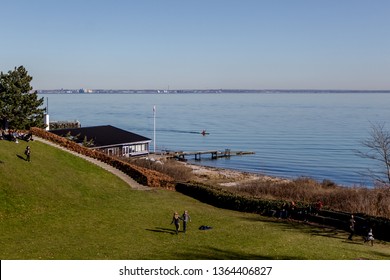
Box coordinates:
[348,214,356,240]
[24,146,31,162]
[364,228,374,246]
[171,212,181,234]
[182,210,191,233]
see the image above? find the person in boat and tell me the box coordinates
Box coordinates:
[201,130,207,136]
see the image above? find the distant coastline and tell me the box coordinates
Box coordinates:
[38,89,390,94]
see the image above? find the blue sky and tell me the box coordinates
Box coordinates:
[1,0,389,90]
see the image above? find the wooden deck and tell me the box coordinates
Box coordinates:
[162,149,255,161]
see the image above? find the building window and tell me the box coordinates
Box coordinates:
[122,146,129,156]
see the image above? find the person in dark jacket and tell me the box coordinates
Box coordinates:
[181,210,191,233]
[348,214,356,240]
[171,212,181,234]
[24,146,31,162]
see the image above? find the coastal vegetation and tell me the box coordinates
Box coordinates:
[1,139,389,259]
[129,157,390,220]
[228,178,390,219]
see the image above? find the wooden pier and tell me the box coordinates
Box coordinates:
[165,149,255,161]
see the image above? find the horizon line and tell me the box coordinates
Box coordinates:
[37,88,390,92]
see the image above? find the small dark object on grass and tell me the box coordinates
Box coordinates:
[199,225,213,230]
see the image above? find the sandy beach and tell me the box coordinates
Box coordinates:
[181,162,291,187]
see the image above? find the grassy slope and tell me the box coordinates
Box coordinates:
[0,140,389,260]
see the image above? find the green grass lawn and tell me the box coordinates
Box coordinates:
[1,139,389,259]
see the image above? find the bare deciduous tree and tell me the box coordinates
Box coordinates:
[358,123,390,186]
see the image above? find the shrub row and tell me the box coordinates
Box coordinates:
[233,177,390,218]
[30,127,175,189]
[176,181,390,241]
[176,181,287,214]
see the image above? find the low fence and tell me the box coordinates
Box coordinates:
[30,127,175,189]
[176,182,390,241]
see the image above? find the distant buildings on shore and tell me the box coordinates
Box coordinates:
[39,88,94,94]
[37,89,390,94]
[79,88,93,93]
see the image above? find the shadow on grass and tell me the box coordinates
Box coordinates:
[146,227,177,235]
[175,246,303,260]
[244,215,348,240]
[243,215,390,259]
[16,154,27,161]
[342,239,371,247]
[372,250,390,259]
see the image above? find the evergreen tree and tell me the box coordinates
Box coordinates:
[0,66,45,130]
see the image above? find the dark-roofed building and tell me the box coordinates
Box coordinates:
[50,125,151,157]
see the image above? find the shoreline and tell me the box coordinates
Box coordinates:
[148,152,292,187]
[180,161,291,187]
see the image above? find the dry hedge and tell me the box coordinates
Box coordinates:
[228,177,390,218]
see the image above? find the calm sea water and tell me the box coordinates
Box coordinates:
[39,92,390,187]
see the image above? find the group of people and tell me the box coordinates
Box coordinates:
[0,129,32,162]
[348,214,375,246]
[276,201,375,245]
[277,199,324,220]
[171,210,191,234]
[0,129,33,143]
[278,201,295,219]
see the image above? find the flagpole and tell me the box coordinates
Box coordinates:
[153,105,156,153]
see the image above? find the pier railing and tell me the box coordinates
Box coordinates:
[165,149,255,161]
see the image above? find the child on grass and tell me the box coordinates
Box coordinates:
[364,228,374,246]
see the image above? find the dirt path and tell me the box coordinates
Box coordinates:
[34,137,151,190]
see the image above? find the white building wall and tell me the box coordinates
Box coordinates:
[44,114,50,130]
